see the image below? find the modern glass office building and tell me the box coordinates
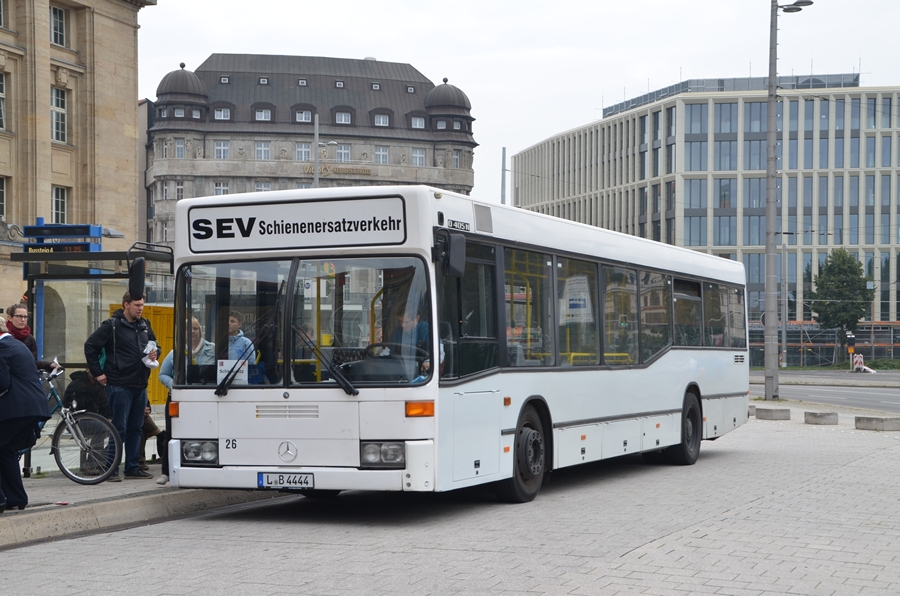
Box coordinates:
[512,74,900,336]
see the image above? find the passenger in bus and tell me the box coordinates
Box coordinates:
[228,311,255,361]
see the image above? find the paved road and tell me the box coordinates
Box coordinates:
[4,402,900,596]
[750,383,900,414]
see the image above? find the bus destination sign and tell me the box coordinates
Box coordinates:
[188,196,407,253]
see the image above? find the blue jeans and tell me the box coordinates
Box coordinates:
[107,385,147,475]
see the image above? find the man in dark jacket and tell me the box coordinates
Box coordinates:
[84,292,157,480]
[0,331,51,512]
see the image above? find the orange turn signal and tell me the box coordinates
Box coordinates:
[503,446,510,453]
[405,401,434,417]
[167,402,179,418]
[503,396,512,406]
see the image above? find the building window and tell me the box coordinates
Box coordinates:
[372,83,380,90]
[714,141,737,171]
[407,86,415,93]
[0,73,6,130]
[256,141,270,160]
[259,77,268,85]
[174,108,184,118]
[162,183,168,201]
[375,146,388,164]
[214,107,230,120]
[335,80,344,88]
[684,216,707,246]
[220,76,229,84]
[714,103,738,133]
[214,182,229,196]
[374,114,389,127]
[51,87,66,143]
[297,182,311,189]
[336,144,350,163]
[162,141,168,158]
[256,109,271,121]
[296,142,310,161]
[192,109,200,119]
[214,141,229,159]
[411,117,425,129]
[50,6,66,46]
[454,121,461,130]
[453,150,460,169]
[684,141,707,171]
[296,110,312,123]
[336,112,351,124]
[162,222,168,243]
[412,148,425,167]
[255,182,271,192]
[51,186,66,223]
[437,120,447,130]
[298,78,307,86]
[175,139,184,159]
[0,177,4,220]
[685,104,708,134]
[159,108,167,118]
[176,181,184,201]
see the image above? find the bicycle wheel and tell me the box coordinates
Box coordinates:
[52,412,123,485]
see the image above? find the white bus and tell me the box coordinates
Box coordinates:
[168,185,748,502]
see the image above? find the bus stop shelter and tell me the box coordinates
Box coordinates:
[10,243,174,405]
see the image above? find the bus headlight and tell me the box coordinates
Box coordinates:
[360,441,405,468]
[182,440,219,465]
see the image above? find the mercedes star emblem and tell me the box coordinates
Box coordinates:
[278,440,298,462]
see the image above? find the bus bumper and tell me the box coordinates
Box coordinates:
[169,439,435,492]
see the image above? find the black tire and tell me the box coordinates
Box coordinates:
[52,412,123,485]
[495,405,546,503]
[665,392,702,465]
[298,489,342,499]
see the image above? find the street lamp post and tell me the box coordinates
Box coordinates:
[764,0,813,400]
[312,114,337,189]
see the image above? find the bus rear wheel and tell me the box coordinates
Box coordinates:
[665,392,701,465]
[495,406,545,503]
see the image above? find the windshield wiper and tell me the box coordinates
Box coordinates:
[293,324,359,396]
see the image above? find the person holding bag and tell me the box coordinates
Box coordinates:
[0,331,51,513]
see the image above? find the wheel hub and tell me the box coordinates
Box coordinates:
[518,428,544,478]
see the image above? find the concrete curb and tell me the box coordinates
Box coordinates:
[804,411,838,425]
[855,416,900,431]
[755,407,791,420]
[0,488,285,549]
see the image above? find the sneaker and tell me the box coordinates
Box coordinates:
[107,474,122,483]
[156,474,169,485]
[124,470,153,479]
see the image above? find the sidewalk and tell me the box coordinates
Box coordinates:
[750,368,900,387]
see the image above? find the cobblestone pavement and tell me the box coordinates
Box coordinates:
[3,401,899,596]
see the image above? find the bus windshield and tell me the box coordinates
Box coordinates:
[174,256,433,388]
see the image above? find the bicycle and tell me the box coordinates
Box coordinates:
[19,362,123,485]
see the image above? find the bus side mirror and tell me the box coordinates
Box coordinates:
[433,230,466,278]
[129,256,146,299]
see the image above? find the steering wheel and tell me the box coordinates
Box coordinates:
[364,342,430,360]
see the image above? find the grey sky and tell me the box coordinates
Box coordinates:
[138,0,900,203]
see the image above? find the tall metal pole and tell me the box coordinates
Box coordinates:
[764,0,780,399]
[781,242,788,368]
[313,113,320,188]
[501,147,507,205]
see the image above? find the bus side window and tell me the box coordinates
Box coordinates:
[602,265,639,365]
[673,279,703,347]
[640,272,672,362]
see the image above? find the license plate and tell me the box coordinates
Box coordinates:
[258,473,314,489]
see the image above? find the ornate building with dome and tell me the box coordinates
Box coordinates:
[144,54,477,252]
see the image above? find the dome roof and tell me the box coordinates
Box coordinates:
[424,78,471,110]
[156,63,208,99]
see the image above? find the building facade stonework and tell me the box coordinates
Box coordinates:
[512,75,900,326]
[0,0,154,308]
[145,54,477,252]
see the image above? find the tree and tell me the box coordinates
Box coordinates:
[808,248,874,359]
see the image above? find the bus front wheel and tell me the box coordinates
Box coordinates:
[495,406,545,503]
[665,392,701,465]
